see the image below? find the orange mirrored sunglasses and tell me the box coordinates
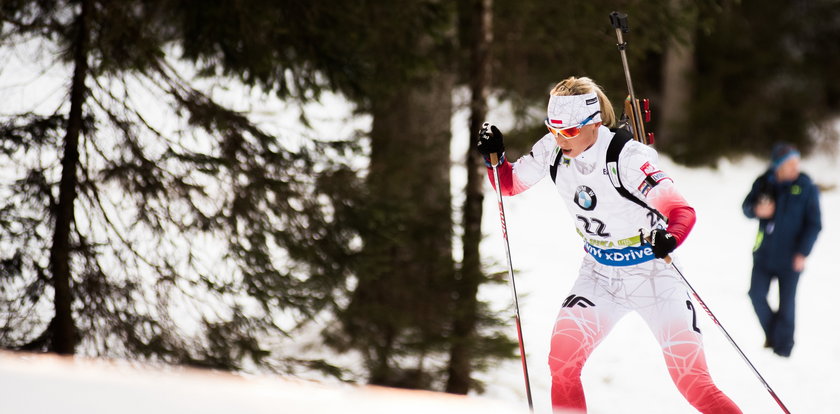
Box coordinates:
[545,111,601,139]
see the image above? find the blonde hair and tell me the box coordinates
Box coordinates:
[550,76,616,128]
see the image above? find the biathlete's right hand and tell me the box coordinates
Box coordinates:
[476,123,505,158]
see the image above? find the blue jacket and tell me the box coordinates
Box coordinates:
[742,170,822,272]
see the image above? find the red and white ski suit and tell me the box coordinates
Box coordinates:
[488,126,741,413]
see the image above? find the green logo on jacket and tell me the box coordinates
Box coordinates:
[753,230,764,252]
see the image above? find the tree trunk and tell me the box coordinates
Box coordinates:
[659,0,695,151]
[350,65,455,389]
[49,0,90,355]
[446,0,492,395]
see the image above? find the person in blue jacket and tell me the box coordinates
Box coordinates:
[742,143,821,357]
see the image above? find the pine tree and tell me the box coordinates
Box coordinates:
[0,0,353,373]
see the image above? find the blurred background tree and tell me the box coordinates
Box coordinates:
[671,0,840,165]
[0,0,362,374]
[0,0,518,391]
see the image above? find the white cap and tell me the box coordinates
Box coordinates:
[546,92,601,127]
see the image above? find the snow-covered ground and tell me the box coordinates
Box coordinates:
[0,351,528,414]
[473,143,840,413]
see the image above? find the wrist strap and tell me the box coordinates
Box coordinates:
[484,152,505,167]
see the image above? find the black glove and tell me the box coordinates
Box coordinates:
[648,229,677,259]
[476,123,505,158]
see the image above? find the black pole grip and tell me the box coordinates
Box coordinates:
[609,11,629,33]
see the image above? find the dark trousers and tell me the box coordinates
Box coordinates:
[748,262,801,356]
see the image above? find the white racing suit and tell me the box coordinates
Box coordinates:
[488,126,741,413]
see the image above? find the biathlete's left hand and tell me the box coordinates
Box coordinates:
[647,229,677,259]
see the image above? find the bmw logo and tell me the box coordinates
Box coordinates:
[574,186,597,210]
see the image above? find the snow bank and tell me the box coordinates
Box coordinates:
[0,351,533,414]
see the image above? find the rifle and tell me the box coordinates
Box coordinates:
[609,11,654,145]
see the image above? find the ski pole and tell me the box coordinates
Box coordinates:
[653,249,791,414]
[484,123,533,411]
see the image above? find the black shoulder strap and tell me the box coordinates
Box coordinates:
[607,129,666,221]
[607,128,633,164]
[549,149,562,183]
